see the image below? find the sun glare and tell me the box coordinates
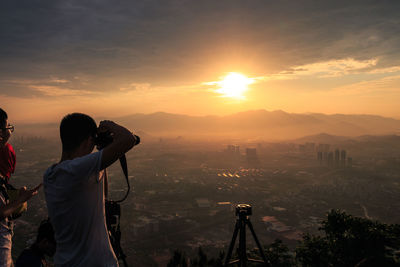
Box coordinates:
[215,72,253,99]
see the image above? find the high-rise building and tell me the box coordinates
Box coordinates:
[317,144,323,152]
[335,149,340,167]
[323,151,328,161]
[328,152,334,166]
[317,151,323,165]
[341,150,347,167]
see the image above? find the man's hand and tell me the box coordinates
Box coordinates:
[17,183,42,204]
[99,120,136,170]
[0,183,42,220]
[98,120,117,133]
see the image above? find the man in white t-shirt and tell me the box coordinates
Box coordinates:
[43,113,136,267]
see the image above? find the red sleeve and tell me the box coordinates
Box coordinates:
[0,143,16,179]
[7,144,16,175]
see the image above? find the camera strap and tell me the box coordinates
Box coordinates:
[119,155,128,180]
[116,154,130,203]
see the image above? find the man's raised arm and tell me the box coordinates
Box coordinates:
[99,120,136,170]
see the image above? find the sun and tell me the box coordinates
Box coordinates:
[215,72,253,99]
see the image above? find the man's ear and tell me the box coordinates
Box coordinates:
[77,136,93,152]
[86,136,96,149]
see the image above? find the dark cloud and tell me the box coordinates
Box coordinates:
[1,0,400,97]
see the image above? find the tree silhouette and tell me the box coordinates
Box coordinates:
[168,210,400,266]
[296,209,400,266]
[167,248,224,267]
[167,250,188,267]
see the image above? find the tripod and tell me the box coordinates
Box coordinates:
[224,204,270,267]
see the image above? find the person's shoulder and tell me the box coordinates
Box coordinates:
[43,163,58,179]
[53,151,102,176]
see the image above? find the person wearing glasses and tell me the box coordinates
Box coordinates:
[0,108,41,267]
[0,109,15,185]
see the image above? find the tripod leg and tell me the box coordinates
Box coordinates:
[120,249,128,267]
[224,220,240,266]
[246,220,270,267]
[239,219,247,267]
[117,235,128,267]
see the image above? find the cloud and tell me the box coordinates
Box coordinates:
[255,58,400,81]
[1,0,400,89]
[327,75,400,96]
[49,78,69,84]
[367,66,400,74]
[288,58,377,77]
[29,85,95,97]
[119,83,151,91]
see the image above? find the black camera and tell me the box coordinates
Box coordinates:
[95,131,113,150]
[105,200,120,227]
[96,131,140,150]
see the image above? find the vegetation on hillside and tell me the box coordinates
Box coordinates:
[167,210,400,266]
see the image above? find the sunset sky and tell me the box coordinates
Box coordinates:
[1,0,400,123]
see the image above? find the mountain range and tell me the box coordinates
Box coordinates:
[113,110,400,140]
[15,110,400,141]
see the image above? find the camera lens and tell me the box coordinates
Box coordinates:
[133,135,140,146]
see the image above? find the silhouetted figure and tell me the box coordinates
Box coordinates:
[0,108,41,267]
[43,113,136,266]
[16,219,56,267]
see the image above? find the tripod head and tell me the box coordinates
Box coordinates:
[236,204,252,219]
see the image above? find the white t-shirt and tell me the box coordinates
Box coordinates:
[43,151,118,267]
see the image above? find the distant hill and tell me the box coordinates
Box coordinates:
[115,110,400,140]
[14,110,400,141]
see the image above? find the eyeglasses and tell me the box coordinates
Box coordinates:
[1,124,14,133]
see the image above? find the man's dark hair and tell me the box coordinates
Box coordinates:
[37,219,55,243]
[60,113,97,151]
[0,108,7,128]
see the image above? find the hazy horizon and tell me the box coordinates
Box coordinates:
[10,109,400,142]
[7,108,400,125]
